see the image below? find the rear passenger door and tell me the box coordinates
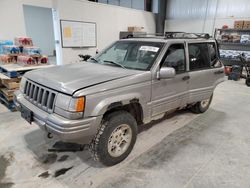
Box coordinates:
[208,42,225,85]
[187,42,224,104]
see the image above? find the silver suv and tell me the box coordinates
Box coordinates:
[15,33,225,166]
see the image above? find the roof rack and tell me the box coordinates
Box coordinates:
[124,32,211,40]
[125,33,165,39]
[165,32,211,39]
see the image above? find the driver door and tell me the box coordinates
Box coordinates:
[151,42,189,117]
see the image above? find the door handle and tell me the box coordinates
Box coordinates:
[214,70,224,75]
[182,75,190,81]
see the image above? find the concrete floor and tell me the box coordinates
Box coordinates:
[0,80,250,188]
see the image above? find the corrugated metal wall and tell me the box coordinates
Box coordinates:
[167,0,250,19]
[165,0,250,34]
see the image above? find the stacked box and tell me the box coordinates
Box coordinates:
[221,34,230,42]
[240,35,250,44]
[0,40,13,54]
[0,55,16,64]
[234,21,244,29]
[232,34,241,43]
[128,26,144,32]
[23,47,41,56]
[0,37,49,67]
[3,45,20,55]
[39,56,48,64]
[14,37,33,46]
[17,55,36,66]
[243,21,250,29]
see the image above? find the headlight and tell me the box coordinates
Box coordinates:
[20,77,27,93]
[54,94,85,119]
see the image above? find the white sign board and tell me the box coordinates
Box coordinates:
[60,20,96,48]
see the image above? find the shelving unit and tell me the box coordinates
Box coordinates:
[215,28,250,66]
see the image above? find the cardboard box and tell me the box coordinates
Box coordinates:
[231,34,241,43]
[221,34,230,42]
[234,20,244,29]
[128,26,144,32]
[243,21,250,29]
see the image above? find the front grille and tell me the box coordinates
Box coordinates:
[24,80,57,113]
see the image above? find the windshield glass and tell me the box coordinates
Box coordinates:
[88,41,164,71]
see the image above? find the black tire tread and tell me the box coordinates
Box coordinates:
[190,94,213,114]
[246,77,250,87]
[90,110,137,166]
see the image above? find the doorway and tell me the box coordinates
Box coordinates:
[23,5,57,64]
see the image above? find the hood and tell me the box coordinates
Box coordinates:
[25,62,141,95]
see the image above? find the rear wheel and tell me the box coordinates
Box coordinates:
[90,111,137,166]
[190,94,213,114]
[245,77,250,87]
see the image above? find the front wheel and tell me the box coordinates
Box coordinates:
[190,94,213,114]
[91,111,137,166]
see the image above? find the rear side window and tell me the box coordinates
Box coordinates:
[188,43,210,71]
[188,43,221,71]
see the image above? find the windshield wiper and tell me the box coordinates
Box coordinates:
[103,60,126,69]
[90,57,99,63]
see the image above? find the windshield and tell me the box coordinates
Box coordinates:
[88,41,164,71]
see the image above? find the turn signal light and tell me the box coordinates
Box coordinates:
[76,97,85,112]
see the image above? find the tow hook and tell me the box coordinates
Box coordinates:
[47,133,53,139]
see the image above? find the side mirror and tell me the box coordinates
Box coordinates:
[157,67,176,79]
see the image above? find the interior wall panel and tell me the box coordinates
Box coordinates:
[165,0,250,35]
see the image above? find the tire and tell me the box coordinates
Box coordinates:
[90,111,137,166]
[190,94,213,114]
[246,77,250,87]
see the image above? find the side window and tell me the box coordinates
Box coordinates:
[161,44,186,73]
[188,43,210,71]
[208,43,217,62]
[208,42,222,68]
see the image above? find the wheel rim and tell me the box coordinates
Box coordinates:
[107,124,132,157]
[200,98,210,108]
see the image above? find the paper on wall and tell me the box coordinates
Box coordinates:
[63,27,72,38]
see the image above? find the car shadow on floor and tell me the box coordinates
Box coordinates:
[23,128,103,168]
[22,109,202,169]
[137,109,191,133]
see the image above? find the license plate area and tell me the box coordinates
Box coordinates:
[21,106,33,124]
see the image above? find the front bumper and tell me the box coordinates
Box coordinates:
[14,91,102,144]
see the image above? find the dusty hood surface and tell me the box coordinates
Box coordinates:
[25,62,140,95]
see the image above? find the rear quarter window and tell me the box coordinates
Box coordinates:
[208,42,222,68]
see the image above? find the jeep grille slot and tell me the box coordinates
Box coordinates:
[24,80,57,113]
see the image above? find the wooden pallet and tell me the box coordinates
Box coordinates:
[0,92,16,111]
[1,78,21,90]
[0,88,15,101]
